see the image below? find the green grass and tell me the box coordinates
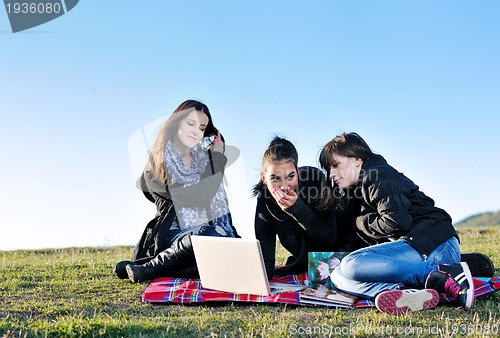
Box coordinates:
[1,226,499,337]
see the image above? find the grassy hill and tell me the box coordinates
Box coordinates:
[1,226,499,337]
[455,209,500,228]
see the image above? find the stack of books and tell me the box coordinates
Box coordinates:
[299,283,356,308]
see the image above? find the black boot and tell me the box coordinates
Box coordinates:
[126,262,156,283]
[114,256,153,280]
[114,260,133,279]
[126,234,196,283]
[460,252,495,277]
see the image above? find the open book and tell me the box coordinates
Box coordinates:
[299,284,356,308]
[307,252,349,288]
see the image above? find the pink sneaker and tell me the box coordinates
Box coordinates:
[425,262,475,309]
[375,289,439,315]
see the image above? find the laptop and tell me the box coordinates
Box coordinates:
[191,236,306,296]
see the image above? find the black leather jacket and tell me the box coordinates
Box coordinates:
[354,156,458,256]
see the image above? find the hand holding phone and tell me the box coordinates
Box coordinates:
[212,131,224,153]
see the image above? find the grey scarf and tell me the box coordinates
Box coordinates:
[164,141,232,233]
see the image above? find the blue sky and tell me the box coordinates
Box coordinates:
[1,1,499,250]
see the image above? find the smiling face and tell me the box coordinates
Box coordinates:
[261,160,298,193]
[328,153,363,189]
[172,110,209,152]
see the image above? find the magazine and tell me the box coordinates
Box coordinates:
[299,284,356,308]
[307,252,349,288]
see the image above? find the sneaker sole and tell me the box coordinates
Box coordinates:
[460,262,475,309]
[375,289,439,315]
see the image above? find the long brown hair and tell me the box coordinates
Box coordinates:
[147,100,217,183]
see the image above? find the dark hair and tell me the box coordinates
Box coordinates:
[147,99,217,183]
[262,136,298,169]
[252,136,298,197]
[318,132,377,209]
[319,132,374,176]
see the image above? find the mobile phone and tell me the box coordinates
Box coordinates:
[201,135,215,151]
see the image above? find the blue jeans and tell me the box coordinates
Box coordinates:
[330,237,460,300]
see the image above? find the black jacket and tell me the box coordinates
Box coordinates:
[254,166,357,280]
[131,151,239,263]
[354,156,458,256]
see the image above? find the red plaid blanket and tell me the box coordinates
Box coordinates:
[143,273,312,305]
[142,274,500,308]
